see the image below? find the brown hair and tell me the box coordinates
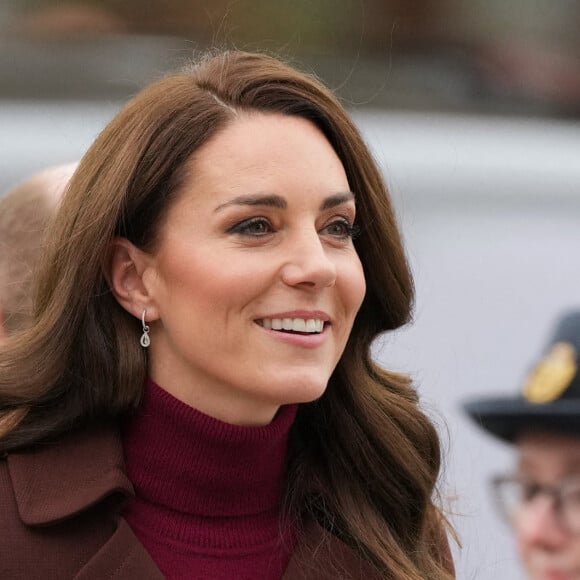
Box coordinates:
[0,51,453,578]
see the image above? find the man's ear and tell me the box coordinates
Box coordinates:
[106,237,159,321]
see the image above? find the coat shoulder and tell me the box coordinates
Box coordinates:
[0,425,163,580]
[282,519,456,580]
[282,521,383,580]
[0,454,112,579]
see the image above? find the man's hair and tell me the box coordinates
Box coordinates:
[0,164,76,334]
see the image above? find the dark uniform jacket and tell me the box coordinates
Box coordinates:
[0,423,453,579]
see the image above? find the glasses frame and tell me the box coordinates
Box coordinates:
[491,474,580,534]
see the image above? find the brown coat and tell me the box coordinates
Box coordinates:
[0,424,453,579]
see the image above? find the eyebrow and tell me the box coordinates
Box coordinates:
[320,191,356,210]
[215,194,287,212]
[214,191,355,213]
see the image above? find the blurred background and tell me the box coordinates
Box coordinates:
[1,2,580,578]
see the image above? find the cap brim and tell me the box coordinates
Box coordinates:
[463,397,580,443]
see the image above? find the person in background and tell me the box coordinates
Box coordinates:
[0,51,454,580]
[0,163,77,341]
[464,310,580,580]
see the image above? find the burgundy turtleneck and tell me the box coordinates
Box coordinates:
[121,379,299,580]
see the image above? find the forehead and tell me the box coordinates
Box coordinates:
[183,111,348,189]
[155,111,353,238]
[516,431,580,473]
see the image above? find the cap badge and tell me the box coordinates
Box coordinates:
[523,342,577,403]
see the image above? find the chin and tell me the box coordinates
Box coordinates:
[270,377,330,406]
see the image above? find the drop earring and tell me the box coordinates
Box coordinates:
[140,309,150,348]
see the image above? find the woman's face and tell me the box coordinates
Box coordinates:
[516,432,580,580]
[141,112,366,425]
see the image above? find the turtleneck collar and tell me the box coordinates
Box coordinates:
[122,378,298,551]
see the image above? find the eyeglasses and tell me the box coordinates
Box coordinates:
[491,474,580,534]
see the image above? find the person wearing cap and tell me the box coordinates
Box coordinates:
[464,310,580,580]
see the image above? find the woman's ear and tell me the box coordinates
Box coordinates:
[106,237,159,320]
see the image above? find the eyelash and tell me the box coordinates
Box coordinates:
[326,219,360,239]
[228,217,360,240]
[228,217,273,236]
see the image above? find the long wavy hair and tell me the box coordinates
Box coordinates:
[0,50,453,579]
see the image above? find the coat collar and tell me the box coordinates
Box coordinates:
[7,422,164,580]
[7,422,133,525]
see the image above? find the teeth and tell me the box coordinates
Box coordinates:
[259,317,325,333]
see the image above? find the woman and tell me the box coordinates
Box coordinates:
[0,51,454,579]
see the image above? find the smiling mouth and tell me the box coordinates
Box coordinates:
[256,317,325,334]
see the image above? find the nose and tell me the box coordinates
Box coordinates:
[517,497,569,551]
[280,229,337,289]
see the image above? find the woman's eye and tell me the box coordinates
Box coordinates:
[228,217,273,236]
[322,219,359,240]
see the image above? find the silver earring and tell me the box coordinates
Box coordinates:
[140,309,150,348]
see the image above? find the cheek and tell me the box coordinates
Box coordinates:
[151,249,220,308]
[516,534,537,575]
[344,258,366,315]
[515,534,528,558]
[516,544,533,577]
[154,248,268,315]
[570,538,580,565]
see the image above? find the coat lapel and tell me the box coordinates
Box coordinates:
[74,518,164,580]
[7,423,164,579]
